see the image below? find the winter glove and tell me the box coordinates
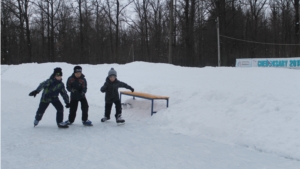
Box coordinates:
[81,92,85,97]
[130,87,134,92]
[65,103,70,108]
[29,90,39,97]
[71,88,77,93]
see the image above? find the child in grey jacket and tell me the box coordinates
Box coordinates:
[100,68,134,123]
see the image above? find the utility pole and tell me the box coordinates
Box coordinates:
[216,17,221,66]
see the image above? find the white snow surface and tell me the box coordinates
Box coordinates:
[1,62,300,169]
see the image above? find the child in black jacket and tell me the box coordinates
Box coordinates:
[100,68,134,123]
[65,66,92,126]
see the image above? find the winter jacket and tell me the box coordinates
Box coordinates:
[36,76,69,104]
[66,74,87,100]
[100,77,133,103]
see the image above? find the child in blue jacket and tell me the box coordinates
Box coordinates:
[29,67,70,128]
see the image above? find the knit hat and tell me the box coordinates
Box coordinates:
[53,67,63,76]
[74,66,82,73]
[108,68,117,77]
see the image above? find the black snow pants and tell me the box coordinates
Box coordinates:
[104,100,122,119]
[35,99,64,124]
[68,97,89,123]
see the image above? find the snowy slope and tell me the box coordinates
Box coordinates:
[1,62,300,169]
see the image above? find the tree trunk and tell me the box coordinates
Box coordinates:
[169,0,173,64]
[47,1,51,62]
[294,0,299,43]
[17,0,26,63]
[51,0,55,62]
[79,0,84,63]
[143,0,149,61]
[116,0,120,63]
[1,13,8,64]
[189,0,195,66]
[184,0,189,66]
[24,0,32,62]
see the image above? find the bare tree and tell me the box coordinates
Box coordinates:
[75,0,95,63]
[1,0,11,64]
[180,0,196,66]
[102,0,133,62]
[293,0,300,56]
[21,0,32,62]
[2,0,299,66]
[293,0,299,43]
[2,0,32,63]
[148,0,165,62]
[33,0,62,62]
[169,0,173,64]
[55,0,75,62]
[131,0,150,61]
[246,0,267,57]
[93,0,107,63]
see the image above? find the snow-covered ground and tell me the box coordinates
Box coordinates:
[1,62,300,169]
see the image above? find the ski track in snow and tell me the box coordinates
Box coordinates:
[1,63,300,169]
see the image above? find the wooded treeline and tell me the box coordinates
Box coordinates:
[1,0,300,66]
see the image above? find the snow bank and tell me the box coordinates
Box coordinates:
[2,62,300,160]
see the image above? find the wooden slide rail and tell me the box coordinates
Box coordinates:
[120,91,169,116]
